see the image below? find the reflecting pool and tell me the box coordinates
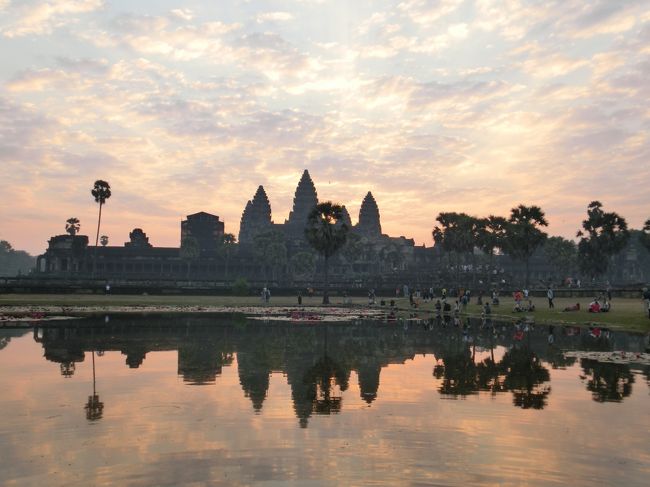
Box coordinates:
[1,315,649,486]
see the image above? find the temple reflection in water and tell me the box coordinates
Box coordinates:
[30,315,649,427]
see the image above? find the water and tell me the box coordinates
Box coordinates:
[1,315,649,486]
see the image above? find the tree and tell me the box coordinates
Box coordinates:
[305,202,349,304]
[100,235,109,247]
[65,217,80,236]
[576,201,630,280]
[290,251,316,280]
[180,236,200,278]
[0,240,35,276]
[217,233,237,279]
[543,236,577,281]
[476,215,508,287]
[91,180,111,248]
[432,212,480,285]
[504,205,548,287]
[91,180,111,277]
[640,218,650,252]
[253,230,287,282]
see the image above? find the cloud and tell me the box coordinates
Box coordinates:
[256,12,294,24]
[1,0,104,37]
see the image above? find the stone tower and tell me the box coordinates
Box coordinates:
[356,192,382,238]
[286,169,318,235]
[340,205,352,228]
[239,186,273,244]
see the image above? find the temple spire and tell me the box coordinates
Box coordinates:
[357,192,381,237]
[239,186,272,244]
[286,169,318,230]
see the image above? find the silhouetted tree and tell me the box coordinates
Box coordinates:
[100,235,108,247]
[476,215,508,287]
[576,201,629,280]
[305,202,349,304]
[180,236,200,278]
[543,236,577,281]
[217,233,237,279]
[504,205,548,287]
[640,218,650,252]
[0,240,35,276]
[253,230,287,282]
[91,180,111,249]
[432,212,480,285]
[65,217,80,236]
[290,251,316,280]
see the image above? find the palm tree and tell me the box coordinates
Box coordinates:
[576,201,629,280]
[476,215,507,288]
[305,202,349,304]
[65,217,80,236]
[503,205,548,288]
[91,180,111,248]
[100,235,109,247]
[91,180,111,276]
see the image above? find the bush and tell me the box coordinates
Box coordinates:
[231,277,250,296]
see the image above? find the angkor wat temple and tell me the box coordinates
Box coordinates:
[36,170,430,288]
[33,169,649,290]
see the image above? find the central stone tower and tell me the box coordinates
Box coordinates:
[285,169,318,237]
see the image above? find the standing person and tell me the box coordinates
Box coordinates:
[297,291,303,305]
[441,288,447,300]
[547,286,555,309]
[606,282,612,301]
[643,288,650,319]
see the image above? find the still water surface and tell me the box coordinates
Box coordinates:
[0,314,649,486]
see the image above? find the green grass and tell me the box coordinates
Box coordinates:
[1,293,649,333]
[396,295,650,333]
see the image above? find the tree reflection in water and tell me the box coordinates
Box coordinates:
[434,341,551,409]
[579,359,635,402]
[26,316,649,427]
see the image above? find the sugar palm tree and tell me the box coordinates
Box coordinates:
[305,202,349,304]
[100,235,109,247]
[65,217,80,236]
[91,180,111,248]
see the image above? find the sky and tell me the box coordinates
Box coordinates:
[1,0,649,255]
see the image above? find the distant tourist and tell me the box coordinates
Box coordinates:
[563,302,580,312]
[588,299,601,313]
[297,291,302,305]
[105,282,111,294]
[547,287,555,308]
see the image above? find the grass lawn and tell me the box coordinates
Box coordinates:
[1,293,649,333]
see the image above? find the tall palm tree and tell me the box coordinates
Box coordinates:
[65,217,80,236]
[504,205,548,288]
[305,202,349,304]
[91,180,111,248]
[100,235,109,247]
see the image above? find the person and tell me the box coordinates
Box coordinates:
[492,290,500,306]
[523,288,529,299]
[601,299,610,312]
[547,287,555,308]
[588,298,601,313]
[526,299,535,312]
[297,291,303,305]
[441,288,447,300]
[434,299,442,314]
[483,302,491,316]
[606,282,612,301]
[443,301,451,315]
[265,287,271,303]
[643,288,650,319]
[563,302,580,312]
[104,282,111,294]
